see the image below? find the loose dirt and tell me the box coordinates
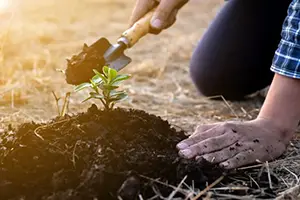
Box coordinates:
[2,104,299,200]
[0,104,223,200]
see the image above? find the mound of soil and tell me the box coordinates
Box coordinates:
[0,104,223,200]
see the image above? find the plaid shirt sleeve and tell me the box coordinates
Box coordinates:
[271,0,300,79]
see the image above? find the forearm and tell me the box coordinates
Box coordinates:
[258,73,300,135]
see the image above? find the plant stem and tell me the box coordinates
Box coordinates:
[99,98,106,108]
[60,92,71,117]
[109,102,115,110]
[52,91,61,116]
[101,90,110,111]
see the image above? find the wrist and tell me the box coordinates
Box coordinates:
[256,112,297,133]
[254,74,300,142]
[252,117,295,144]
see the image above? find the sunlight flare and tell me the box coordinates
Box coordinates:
[0,0,9,10]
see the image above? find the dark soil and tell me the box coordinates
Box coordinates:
[0,104,223,200]
[65,38,111,85]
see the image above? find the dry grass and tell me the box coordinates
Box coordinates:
[0,0,299,199]
[0,0,230,131]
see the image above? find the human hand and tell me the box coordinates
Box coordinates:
[129,0,188,33]
[176,119,294,169]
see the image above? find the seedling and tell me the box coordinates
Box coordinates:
[74,66,131,110]
[52,91,71,118]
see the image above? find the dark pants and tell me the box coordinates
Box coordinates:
[190,0,292,100]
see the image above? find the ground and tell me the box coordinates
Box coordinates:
[0,0,300,199]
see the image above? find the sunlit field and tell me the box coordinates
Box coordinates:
[0,0,300,199]
[0,0,231,130]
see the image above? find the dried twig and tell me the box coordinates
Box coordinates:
[237,163,264,171]
[205,95,239,119]
[71,140,80,168]
[139,174,189,196]
[266,161,273,189]
[33,131,45,141]
[213,193,255,200]
[33,117,74,139]
[191,175,224,200]
[52,91,61,116]
[60,92,71,117]
[167,176,187,200]
[248,174,260,189]
[11,90,14,109]
[276,184,300,200]
[283,166,300,185]
[210,186,249,191]
[138,194,144,200]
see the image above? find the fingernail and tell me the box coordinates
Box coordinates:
[220,162,229,168]
[151,19,163,29]
[195,156,203,161]
[179,149,192,158]
[202,155,209,161]
[177,142,188,149]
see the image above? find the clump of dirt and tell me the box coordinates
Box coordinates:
[65,38,110,85]
[0,104,223,200]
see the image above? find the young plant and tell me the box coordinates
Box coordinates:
[74,66,131,110]
[52,91,71,118]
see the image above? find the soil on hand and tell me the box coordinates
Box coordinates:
[0,104,223,200]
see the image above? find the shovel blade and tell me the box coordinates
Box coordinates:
[105,54,132,72]
[103,40,132,72]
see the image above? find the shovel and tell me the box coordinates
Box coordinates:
[65,7,157,85]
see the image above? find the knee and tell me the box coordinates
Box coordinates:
[189,58,221,98]
[189,54,245,101]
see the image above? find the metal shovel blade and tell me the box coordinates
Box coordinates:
[65,37,131,85]
[103,42,132,72]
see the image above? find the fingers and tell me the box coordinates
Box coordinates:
[129,0,188,34]
[176,124,226,150]
[220,141,288,169]
[150,0,187,30]
[149,8,178,35]
[178,132,239,159]
[161,9,178,30]
[219,149,256,169]
[129,0,157,27]
[198,142,251,164]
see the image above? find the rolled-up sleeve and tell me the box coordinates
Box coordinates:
[271,0,300,79]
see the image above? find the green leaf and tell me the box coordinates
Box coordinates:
[102,66,109,77]
[111,74,131,85]
[91,75,102,84]
[74,82,91,92]
[107,67,117,82]
[90,79,99,93]
[89,92,104,99]
[110,91,125,97]
[111,93,128,102]
[92,69,107,83]
[82,96,93,103]
[90,79,96,87]
[99,84,119,91]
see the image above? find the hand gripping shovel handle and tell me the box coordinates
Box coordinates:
[119,7,156,48]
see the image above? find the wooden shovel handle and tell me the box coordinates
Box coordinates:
[120,7,156,48]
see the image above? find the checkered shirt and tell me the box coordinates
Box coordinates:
[271,0,300,79]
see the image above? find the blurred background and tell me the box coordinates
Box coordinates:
[0,0,262,133]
